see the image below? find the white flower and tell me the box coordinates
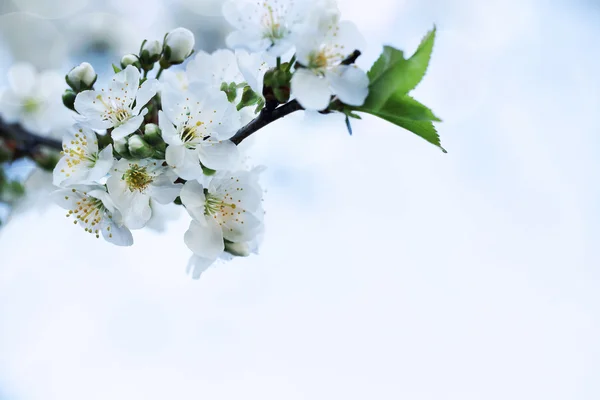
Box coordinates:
[163,28,195,64]
[74,65,158,140]
[222,0,311,56]
[0,63,70,135]
[52,185,133,246]
[159,84,242,179]
[106,159,182,230]
[66,62,97,92]
[53,124,114,187]
[186,49,243,89]
[180,169,265,278]
[291,16,369,111]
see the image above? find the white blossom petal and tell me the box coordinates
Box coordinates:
[180,180,207,223]
[326,65,369,106]
[186,255,214,279]
[184,218,224,260]
[147,176,182,204]
[101,215,134,246]
[87,145,114,183]
[111,113,145,140]
[132,78,158,115]
[165,145,203,180]
[197,140,240,170]
[291,68,331,111]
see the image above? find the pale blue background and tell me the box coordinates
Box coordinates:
[0,0,598,399]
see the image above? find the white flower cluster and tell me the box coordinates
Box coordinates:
[223,0,369,110]
[48,0,368,278]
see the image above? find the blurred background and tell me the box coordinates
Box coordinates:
[0,0,599,399]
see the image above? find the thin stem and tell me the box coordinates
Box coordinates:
[230,100,304,145]
[155,67,164,80]
[276,57,281,69]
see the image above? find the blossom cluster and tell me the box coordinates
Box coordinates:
[48,0,370,278]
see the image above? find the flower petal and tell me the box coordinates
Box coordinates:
[197,140,239,170]
[74,91,112,129]
[326,65,369,107]
[180,180,207,222]
[101,215,134,246]
[147,176,182,204]
[291,68,332,111]
[165,145,203,180]
[122,193,152,230]
[132,78,159,115]
[222,209,262,243]
[158,110,180,146]
[111,113,145,140]
[87,145,115,183]
[184,218,224,260]
[186,255,214,279]
[8,63,37,96]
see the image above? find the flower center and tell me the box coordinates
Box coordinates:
[96,94,132,126]
[180,120,206,148]
[308,48,338,70]
[115,108,130,123]
[60,130,98,177]
[261,4,287,41]
[66,192,106,238]
[123,164,153,192]
[205,192,237,217]
[22,97,41,114]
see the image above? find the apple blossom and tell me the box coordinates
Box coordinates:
[52,124,114,187]
[181,169,265,278]
[52,185,133,246]
[0,63,71,136]
[74,65,158,140]
[106,159,182,229]
[291,16,369,111]
[222,0,311,56]
[160,84,242,179]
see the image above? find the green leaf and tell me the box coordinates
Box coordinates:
[357,94,441,123]
[362,107,446,152]
[112,64,122,73]
[365,27,436,109]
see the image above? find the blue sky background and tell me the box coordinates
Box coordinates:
[0,0,598,398]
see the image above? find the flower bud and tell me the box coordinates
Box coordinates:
[62,89,77,111]
[140,39,162,67]
[224,241,250,257]
[121,54,141,70]
[113,139,131,159]
[161,28,195,66]
[128,135,154,159]
[66,62,97,92]
[143,123,163,145]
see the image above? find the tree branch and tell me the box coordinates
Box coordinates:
[230,100,304,145]
[0,117,62,161]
